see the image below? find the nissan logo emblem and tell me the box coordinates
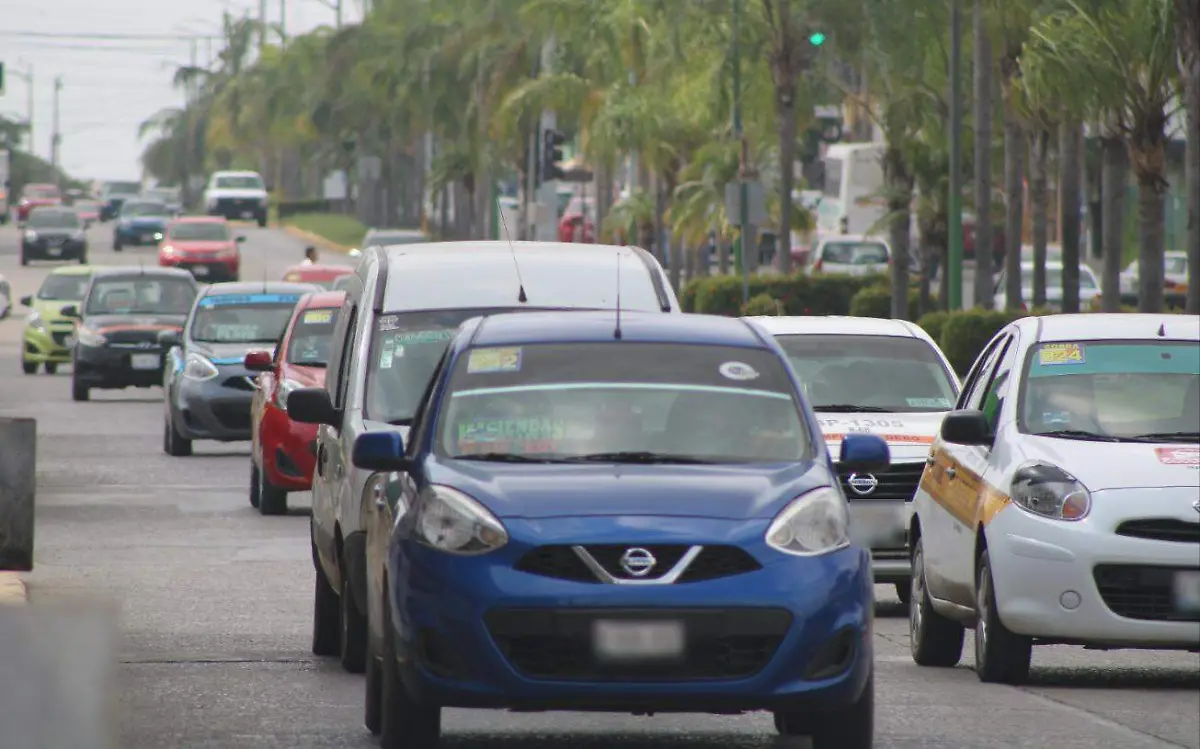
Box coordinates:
[618,547,657,577]
[1193,499,1200,515]
[847,473,879,496]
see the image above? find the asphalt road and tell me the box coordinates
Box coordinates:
[0,221,1195,748]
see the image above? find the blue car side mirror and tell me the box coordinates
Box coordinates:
[352,432,409,472]
[838,433,891,474]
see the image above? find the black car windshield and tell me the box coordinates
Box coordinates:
[122,202,168,217]
[286,307,341,366]
[437,343,809,463]
[38,273,90,301]
[27,210,81,229]
[170,222,230,241]
[776,334,958,412]
[189,293,304,343]
[85,277,196,315]
[1019,341,1200,440]
[215,175,263,189]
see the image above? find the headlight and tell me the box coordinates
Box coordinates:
[71,229,85,240]
[24,230,37,241]
[183,352,219,381]
[160,245,176,256]
[276,378,303,409]
[412,485,508,555]
[153,232,164,241]
[26,311,46,331]
[1009,463,1091,521]
[765,486,851,556]
[76,326,107,347]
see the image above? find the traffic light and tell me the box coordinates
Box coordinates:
[808,31,826,46]
[542,129,565,182]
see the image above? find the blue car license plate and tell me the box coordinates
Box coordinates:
[1174,570,1200,614]
[592,620,684,662]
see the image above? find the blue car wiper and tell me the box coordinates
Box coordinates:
[450,452,556,463]
[560,451,715,464]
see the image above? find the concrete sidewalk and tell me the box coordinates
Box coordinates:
[0,572,27,604]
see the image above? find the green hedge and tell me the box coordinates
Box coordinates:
[682,272,886,316]
[848,283,923,320]
[742,293,782,316]
[937,309,1021,376]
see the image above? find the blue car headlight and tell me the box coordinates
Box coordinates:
[765,486,851,556]
[413,485,508,555]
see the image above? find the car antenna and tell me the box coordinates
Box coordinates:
[613,251,623,340]
[496,195,527,303]
[1157,322,1166,337]
[262,265,268,294]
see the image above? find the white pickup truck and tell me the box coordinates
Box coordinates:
[203,170,269,226]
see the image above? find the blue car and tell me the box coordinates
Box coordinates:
[341,311,890,749]
[113,199,171,251]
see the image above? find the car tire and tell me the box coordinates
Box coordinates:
[163,417,193,457]
[71,378,90,402]
[975,550,1033,685]
[340,565,367,674]
[249,461,261,509]
[20,253,28,266]
[910,537,964,667]
[78,254,87,265]
[774,672,873,749]
[312,560,341,657]
[895,580,911,606]
[113,239,123,252]
[22,359,37,375]
[380,595,441,749]
[44,362,58,375]
[256,214,267,228]
[364,641,383,735]
[258,466,288,515]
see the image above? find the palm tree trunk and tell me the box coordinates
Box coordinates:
[1058,120,1083,313]
[1002,99,1024,310]
[1178,0,1200,314]
[1030,128,1051,306]
[776,82,798,274]
[972,0,995,309]
[664,175,682,292]
[884,144,914,319]
[1099,133,1128,312]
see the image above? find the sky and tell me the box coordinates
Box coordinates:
[1,0,363,182]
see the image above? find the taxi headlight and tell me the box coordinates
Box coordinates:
[24,230,37,241]
[413,485,507,555]
[276,378,303,409]
[183,352,220,381]
[26,311,46,331]
[76,326,107,347]
[1010,463,1091,521]
[765,486,851,556]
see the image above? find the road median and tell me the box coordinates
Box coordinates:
[276,212,364,254]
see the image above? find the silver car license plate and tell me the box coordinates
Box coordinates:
[1173,570,1200,614]
[130,353,160,370]
[47,247,62,256]
[593,620,684,662]
[192,265,210,276]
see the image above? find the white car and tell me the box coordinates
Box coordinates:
[909,313,1200,684]
[992,261,1100,311]
[1119,251,1189,299]
[203,171,269,227]
[0,273,11,319]
[747,315,962,602]
[805,234,890,277]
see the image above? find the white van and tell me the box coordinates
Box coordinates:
[285,241,680,675]
[815,142,887,237]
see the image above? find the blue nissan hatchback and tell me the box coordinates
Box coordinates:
[351,311,890,749]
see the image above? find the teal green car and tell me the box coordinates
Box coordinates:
[20,266,93,374]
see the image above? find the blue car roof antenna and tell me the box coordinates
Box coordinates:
[613,251,623,340]
[496,199,527,303]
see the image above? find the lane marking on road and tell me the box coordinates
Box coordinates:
[0,572,28,605]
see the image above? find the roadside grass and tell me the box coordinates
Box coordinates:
[282,212,366,249]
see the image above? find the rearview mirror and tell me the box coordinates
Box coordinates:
[287,387,341,426]
[838,433,891,474]
[244,350,273,372]
[353,432,409,472]
[157,329,181,348]
[59,304,79,318]
[236,235,247,243]
[20,295,32,307]
[940,410,993,446]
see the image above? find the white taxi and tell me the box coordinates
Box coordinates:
[748,315,962,603]
[909,313,1200,685]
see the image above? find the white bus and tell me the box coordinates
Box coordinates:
[815,142,886,237]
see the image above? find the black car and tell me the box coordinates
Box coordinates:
[161,281,318,456]
[21,207,88,266]
[62,267,199,402]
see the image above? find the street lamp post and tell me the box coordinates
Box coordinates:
[948,0,964,310]
[732,0,750,306]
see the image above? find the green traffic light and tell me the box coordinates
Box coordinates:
[809,32,826,46]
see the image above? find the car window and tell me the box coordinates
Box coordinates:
[27,211,80,229]
[286,307,341,366]
[821,241,888,265]
[775,334,957,412]
[1019,341,1200,439]
[1166,256,1188,275]
[980,335,1019,431]
[85,277,195,315]
[966,335,1012,413]
[190,293,303,343]
[38,273,90,301]
[333,305,358,410]
[215,175,264,189]
[364,232,428,246]
[122,202,169,217]
[957,333,1009,410]
[170,222,230,241]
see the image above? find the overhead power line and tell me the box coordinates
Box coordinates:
[0,30,220,41]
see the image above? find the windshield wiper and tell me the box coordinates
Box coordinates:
[386,417,413,426]
[561,451,715,464]
[1034,429,1128,443]
[813,405,891,413]
[1128,431,1200,443]
[450,452,554,463]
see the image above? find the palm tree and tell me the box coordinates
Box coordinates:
[1176,0,1200,314]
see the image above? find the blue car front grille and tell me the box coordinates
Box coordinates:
[484,607,791,682]
[514,544,761,584]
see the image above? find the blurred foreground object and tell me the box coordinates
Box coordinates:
[0,417,35,571]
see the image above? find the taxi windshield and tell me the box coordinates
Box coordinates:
[38,273,90,301]
[190,294,302,343]
[1019,341,1200,441]
[776,334,958,412]
[286,307,341,366]
[437,343,809,463]
[27,210,80,229]
[85,277,195,315]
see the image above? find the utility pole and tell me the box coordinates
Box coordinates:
[948,0,964,310]
[279,0,287,43]
[732,0,750,305]
[50,76,62,174]
[336,0,343,28]
[7,64,34,155]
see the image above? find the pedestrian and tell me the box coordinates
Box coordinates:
[301,246,318,265]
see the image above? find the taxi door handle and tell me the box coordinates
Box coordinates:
[946,468,957,480]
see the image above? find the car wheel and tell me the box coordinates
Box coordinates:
[22,359,37,375]
[20,253,28,266]
[163,416,193,456]
[312,555,341,657]
[256,214,267,228]
[258,466,288,516]
[895,580,912,606]
[365,635,383,735]
[78,254,87,265]
[380,594,441,749]
[910,537,965,667]
[71,378,90,402]
[249,461,261,509]
[975,550,1032,684]
[113,239,123,252]
[44,362,58,375]
[340,564,367,674]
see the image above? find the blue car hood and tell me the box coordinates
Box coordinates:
[427,460,830,520]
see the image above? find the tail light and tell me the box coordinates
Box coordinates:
[1164,279,1177,289]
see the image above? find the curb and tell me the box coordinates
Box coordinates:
[0,572,28,605]
[278,224,351,255]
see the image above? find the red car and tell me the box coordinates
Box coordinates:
[557,195,596,243]
[245,291,345,515]
[280,263,353,289]
[158,216,243,281]
[17,183,62,223]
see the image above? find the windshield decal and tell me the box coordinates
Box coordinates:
[303,309,334,324]
[377,315,399,331]
[824,431,934,444]
[907,397,953,408]
[450,382,792,400]
[392,330,454,344]
[199,294,300,307]
[719,361,760,381]
[467,347,522,374]
[1156,447,1199,467]
[208,324,260,342]
[1038,343,1085,366]
[456,418,566,455]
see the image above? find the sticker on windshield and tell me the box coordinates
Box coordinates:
[284,273,301,282]
[377,315,399,331]
[1155,446,1199,467]
[378,340,395,369]
[468,347,522,374]
[456,418,565,455]
[210,324,260,342]
[393,330,454,344]
[907,397,953,408]
[719,361,759,381]
[1039,343,1085,366]
[303,309,333,324]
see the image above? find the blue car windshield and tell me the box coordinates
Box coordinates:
[122,202,168,217]
[437,342,810,463]
[190,294,302,344]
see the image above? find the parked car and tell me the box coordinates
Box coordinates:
[805,235,891,277]
[992,261,1100,311]
[1119,251,1189,307]
[158,216,244,282]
